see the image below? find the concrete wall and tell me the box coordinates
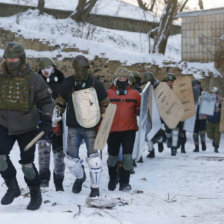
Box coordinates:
[181,13,224,62]
[0,2,180,35]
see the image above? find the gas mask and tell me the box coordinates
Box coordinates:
[41,66,54,78]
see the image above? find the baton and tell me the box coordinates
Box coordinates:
[24,131,45,151]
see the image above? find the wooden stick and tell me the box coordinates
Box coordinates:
[24,131,45,151]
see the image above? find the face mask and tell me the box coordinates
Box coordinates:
[41,66,54,78]
[74,67,89,81]
[6,60,22,73]
[116,79,129,89]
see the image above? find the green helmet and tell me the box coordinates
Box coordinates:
[143,71,155,82]
[132,71,140,78]
[113,67,131,79]
[164,73,176,82]
[4,42,26,59]
[129,74,136,84]
[39,57,56,70]
[210,86,219,94]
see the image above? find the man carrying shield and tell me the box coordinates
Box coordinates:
[53,55,109,197]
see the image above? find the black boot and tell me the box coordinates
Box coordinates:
[1,177,21,205]
[119,183,131,192]
[39,170,50,188]
[137,156,143,163]
[158,143,164,153]
[193,145,199,152]
[89,188,99,197]
[214,147,219,153]
[201,142,206,151]
[147,149,155,158]
[181,145,186,153]
[72,170,86,193]
[53,173,64,192]
[119,167,131,192]
[27,186,42,210]
[171,148,177,156]
[108,166,118,191]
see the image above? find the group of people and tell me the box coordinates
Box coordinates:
[0,42,222,211]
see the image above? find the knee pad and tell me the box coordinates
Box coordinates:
[0,155,8,172]
[199,131,206,142]
[22,163,36,180]
[123,154,133,171]
[193,133,199,143]
[87,153,102,188]
[107,155,118,167]
[64,156,84,179]
[172,129,179,147]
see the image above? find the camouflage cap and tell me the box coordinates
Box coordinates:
[113,67,131,79]
[4,42,26,59]
[164,73,176,82]
[39,57,56,70]
[132,71,140,78]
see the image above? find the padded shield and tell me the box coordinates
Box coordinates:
[72,88,100,128]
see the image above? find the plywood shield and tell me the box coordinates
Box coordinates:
[219,102,224,132]
[94,103,117,150]
[72,87,100,128]
[155,82,184,129]
[173,76,195,121]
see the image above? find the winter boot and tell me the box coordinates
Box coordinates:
[39,170,50,188]
[89,188,100,197]
[133,160,137,167]
[108,166,118,191]
[53,173,64,192]
[147,149,155,158]
[72,170,86,194]
[137,156,143,163]
[214,147,219,153]
[201,141,206,151]
[171,148,177,156]
[181,145,186,153]
[27,186,42,210]
[1,177,21,205]
[119,184,131,192]
[158,143,164,153]
[193,145,199,152]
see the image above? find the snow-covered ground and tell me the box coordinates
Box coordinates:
[1,133,224,224]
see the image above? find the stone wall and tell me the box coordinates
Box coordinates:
[0,2,180,34]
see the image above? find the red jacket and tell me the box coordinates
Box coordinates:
[107,85,141,132]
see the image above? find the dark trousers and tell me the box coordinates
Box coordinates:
[0,125,40,186]
[107,130,136,185]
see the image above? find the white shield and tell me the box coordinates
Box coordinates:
[72,87,100,128]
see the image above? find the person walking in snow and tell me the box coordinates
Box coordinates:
[107,67,140,192]
[37,57,65,191]
[163,73,186,156]
[191,80,207,153]
[0,42,53,210]
[206,87,223,153]
[53,55,109,197]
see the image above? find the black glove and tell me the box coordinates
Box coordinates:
[38,115,53,141]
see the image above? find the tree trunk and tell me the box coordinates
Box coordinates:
[151,0,178,54]
[179,0,189,12]
[37,0,45,15]
[198,0,204,9]
[71,0,98,23]
[137,0,148,11]
[149,0,156,12]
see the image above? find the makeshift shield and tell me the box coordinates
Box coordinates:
[72,87,100,128]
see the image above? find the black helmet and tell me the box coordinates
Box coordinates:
[4,42,26,60]
[164,73,176,81]
[72,55,90,69]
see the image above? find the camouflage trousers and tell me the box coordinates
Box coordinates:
[206,122,221,148]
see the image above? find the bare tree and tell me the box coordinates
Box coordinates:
[137,0,149,11]
[198,0,204,9]
[150,0,156,11]
[37,0,45,15]
[178,0,189,12]
[151,0,178,54]
[71,0,98,23]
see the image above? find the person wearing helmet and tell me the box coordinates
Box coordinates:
[54,55,109,197]
[192,80,207,152]
[163,73,186,156]
[206,87,223,153]
[106,67,141,192]
[37,57,65,191]
[131,71,142,93]
[0,42,53,210]
[142,71,165,159]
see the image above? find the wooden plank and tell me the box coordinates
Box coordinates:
[219,102,224,132]
[155,82,184,129]
[172,76,195,121]
[148,86,153,118]
[94,103,117,150]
